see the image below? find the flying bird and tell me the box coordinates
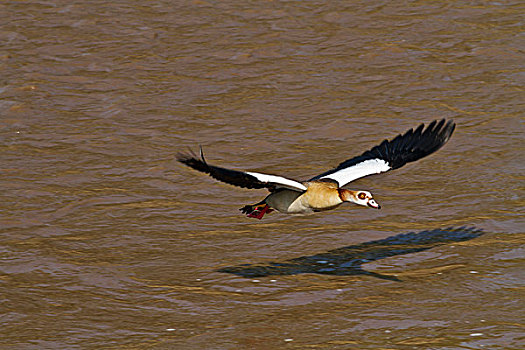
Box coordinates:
[177,119,455,219]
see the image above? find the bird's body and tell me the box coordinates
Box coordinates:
[266,181,353,214]
[177,119,455,219]
[267,182,340,214]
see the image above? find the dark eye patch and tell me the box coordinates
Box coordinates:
[358,192,366,200]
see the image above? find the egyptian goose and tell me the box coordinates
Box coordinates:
[177,119,455,219]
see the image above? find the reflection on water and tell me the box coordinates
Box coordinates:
[219,227,484,280]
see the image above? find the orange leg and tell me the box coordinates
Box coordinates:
[246,204,274,220]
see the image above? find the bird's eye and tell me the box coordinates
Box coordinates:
[358,192,366,200]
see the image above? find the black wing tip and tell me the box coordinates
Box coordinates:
[414,118,455,137]
[176,146,211,173]
[177,145,205,160]
[176,152,193,163]
[425,118,456,147]
[386,118,455,167]
[414,118,455,144]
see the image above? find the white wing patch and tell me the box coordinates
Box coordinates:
[246,172,307,191]
[320,159,391,187]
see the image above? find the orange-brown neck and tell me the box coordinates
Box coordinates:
[338,188,357,203]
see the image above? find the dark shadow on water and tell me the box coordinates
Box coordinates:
[218,226,484,281]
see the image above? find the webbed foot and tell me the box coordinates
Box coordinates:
[239,204,274,220]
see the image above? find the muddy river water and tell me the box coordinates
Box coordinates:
[1,1,523,349]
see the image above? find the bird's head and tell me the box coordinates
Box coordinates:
[339,189,381,209]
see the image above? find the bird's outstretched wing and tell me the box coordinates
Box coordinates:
[309,119,456,187]
[177,148,307,192]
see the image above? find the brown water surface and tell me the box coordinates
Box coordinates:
[1,1,524,349]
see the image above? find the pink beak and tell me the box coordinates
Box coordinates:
[367,199,381,209]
